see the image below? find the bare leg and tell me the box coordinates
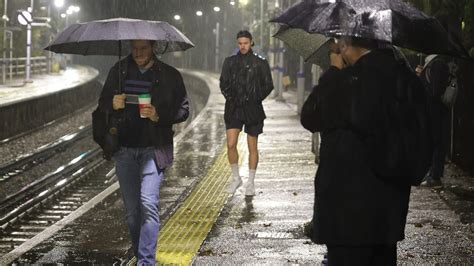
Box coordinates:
[226,128,242,193]
[245,134,259,196]
[247,134,259,170]
[226,128,241,164]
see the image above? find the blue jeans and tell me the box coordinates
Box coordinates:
[114,147,163,266]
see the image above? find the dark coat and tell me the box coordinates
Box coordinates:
[301,51,411,245]
[97,55,189,167]
[420,57,450,142]
[220,51,274,124]
[420,56,451,179]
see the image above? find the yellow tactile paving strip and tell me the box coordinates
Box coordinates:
[155,139,246,265]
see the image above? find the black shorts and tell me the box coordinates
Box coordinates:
[225,118,263,136]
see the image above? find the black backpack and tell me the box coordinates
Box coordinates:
[371,62,433,186]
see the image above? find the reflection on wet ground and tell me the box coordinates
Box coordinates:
[238,197,257,224]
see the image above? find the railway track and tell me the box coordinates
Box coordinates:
[0,147,114,256]
[0,125,91,183]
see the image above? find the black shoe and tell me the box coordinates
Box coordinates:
[420,178,442,188]
[322,253,328,265]
[303,220,313,238]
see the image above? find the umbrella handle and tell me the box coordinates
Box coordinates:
[161,42,169,55]
[117,41,122,94]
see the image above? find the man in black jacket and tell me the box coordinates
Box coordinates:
[301,37,418,265]
[220,30,274,196]
[96,39,189,265]
[416,55,451,188]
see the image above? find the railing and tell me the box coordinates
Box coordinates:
[0,56,49,81]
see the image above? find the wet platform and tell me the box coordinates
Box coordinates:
[1,70,472,265]
[0,66,98,107]
[0,66,100,140]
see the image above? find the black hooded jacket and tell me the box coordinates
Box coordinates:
[220,50,274,124]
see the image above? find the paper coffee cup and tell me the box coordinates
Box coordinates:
[138,93,151,118]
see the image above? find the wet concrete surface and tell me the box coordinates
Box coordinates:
[5,72,474,264]
[193,99,325,265]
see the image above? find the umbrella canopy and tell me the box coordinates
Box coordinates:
[270,0,470,59]
[45,18,194,56]
[274,25,332,69]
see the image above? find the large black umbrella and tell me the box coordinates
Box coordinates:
[270,0,470,59]
[273,25,332,69]
[45,17,194,55]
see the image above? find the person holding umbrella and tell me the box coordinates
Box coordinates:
[300,36,420,266]
[220,30,274,196]
[45,18,194,265]
[272,0,469,264]
[99,39,189,265]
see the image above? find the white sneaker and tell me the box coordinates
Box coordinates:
[244,181,255,196]
[227,176,242,194]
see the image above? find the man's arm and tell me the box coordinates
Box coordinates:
[154,71,189,125]
[219,57,233,100]
[301,66,342,133]
[258,59,274,101]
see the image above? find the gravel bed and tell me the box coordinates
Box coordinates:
[0,105,96,166]
[0,106,96,202]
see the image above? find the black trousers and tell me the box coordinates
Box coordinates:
[327,244,397,266]
[429,106,449,180]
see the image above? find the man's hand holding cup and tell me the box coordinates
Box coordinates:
[138,94,159,122]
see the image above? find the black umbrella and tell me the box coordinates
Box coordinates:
[273,25,332,69]
[45,17,194,56]
[270,0,470,59]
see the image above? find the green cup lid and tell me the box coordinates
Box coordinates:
[138,93,151,98]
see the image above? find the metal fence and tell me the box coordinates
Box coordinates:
[0,56,49,82]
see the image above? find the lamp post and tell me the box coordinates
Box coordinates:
[17,10,33,83]
[173,14,186,68]
[260,0,264,53]
[54,0,64,29]
[65,5,80,28]
[213,6,220,73]
[2,0,9,84]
